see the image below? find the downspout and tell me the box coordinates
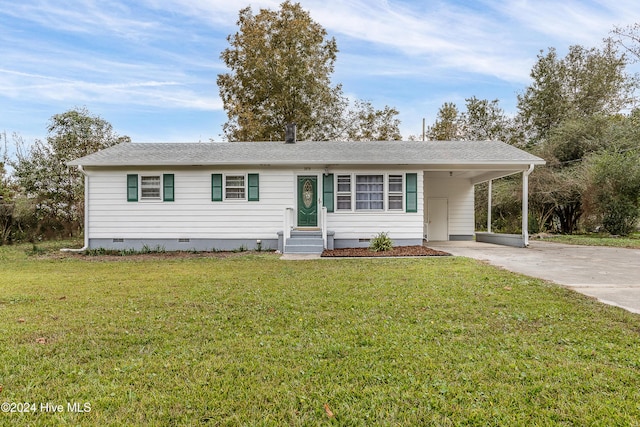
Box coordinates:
[61,165,89,253]
[487,180,492,233]
[522,164,535,247]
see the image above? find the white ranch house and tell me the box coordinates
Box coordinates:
[67,140,545,253]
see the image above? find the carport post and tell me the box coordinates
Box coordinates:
[522,164,535,247]
[487,180,492,233]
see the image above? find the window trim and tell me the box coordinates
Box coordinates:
[332,173,414,213]
[211,173,260,202]
[355,174,385,211]
[336,174,352,211]
[127,174,174,202]
[140,175,162,201]
[224,174,246,201]
[387,174,404,211]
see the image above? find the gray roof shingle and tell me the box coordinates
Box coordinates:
[67,140,545,167]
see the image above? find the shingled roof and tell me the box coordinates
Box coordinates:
[68,140,544,167]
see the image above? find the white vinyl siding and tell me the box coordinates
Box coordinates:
[84,168,425,244]
[87,169,292,240]
[424,177,474,237]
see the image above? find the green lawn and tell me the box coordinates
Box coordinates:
[1,242,640,426]
[540,232,640,249]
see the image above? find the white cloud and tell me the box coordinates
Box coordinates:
[0,0,161,40]
[485,0,640,46]
[0,68,221,110]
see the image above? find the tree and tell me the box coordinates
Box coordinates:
[0,146,11,202]
[515,40,636,233]
[427,102,461,140]
[460,97,521,144]
[218,1,342,141]
[585,149,640,235]
[342,100,402,141]
[12,108,129,238]
[517,41,635,144]
[426,97,520,144]
[218,2,401,142]
[612,23,640,62]
[0,160,13,243]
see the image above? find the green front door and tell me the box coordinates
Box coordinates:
[297,176,318,227]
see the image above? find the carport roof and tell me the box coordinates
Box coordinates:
[68,140,545,168]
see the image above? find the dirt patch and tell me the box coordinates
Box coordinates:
[321,245,451,257]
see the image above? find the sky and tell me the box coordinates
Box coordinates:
[1,0,639,147]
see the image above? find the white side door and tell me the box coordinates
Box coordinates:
[427,198,448,241]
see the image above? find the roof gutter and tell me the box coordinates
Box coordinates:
[61,165,89,253]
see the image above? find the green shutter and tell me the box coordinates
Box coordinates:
[127,174,138,202]
[248,173,259,201]
[211,174,222,201]
[406,173,418,213]
[323,174,334,212]
[163,174,174,202]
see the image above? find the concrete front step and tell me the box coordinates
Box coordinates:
[290,230,322,237]
[284,243,324,254]
[285,230,324,254]
[278,230,334,254]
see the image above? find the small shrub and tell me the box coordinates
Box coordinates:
[140,244,166,254]
[369,232,393,252]
[602,199,638,236]
[26,243,46,256]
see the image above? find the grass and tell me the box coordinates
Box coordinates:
[540,232,640,249]
[1,241,640,425]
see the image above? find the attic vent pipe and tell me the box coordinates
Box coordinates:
[285,123,296,144]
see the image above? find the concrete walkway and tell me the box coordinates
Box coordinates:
[427,240,640,314]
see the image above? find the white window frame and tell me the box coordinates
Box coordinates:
[333,173,406,213]
[387,174,404,211]
[355,174,385,211]
[224,174,246,201]
[336,174,352,211]
[140,175,162,201]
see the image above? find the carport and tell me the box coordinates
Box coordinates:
[424,159,544,248]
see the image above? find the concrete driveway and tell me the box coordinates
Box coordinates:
[427,240,640,314]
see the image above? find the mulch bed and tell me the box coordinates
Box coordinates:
[52,246,451,260]
[321,245,451,257]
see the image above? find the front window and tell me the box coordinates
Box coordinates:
[225,175,246,200]
[336,175,352,211]
[355,175,384,210]
[140,176,161,200]
[388,175,403,210]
